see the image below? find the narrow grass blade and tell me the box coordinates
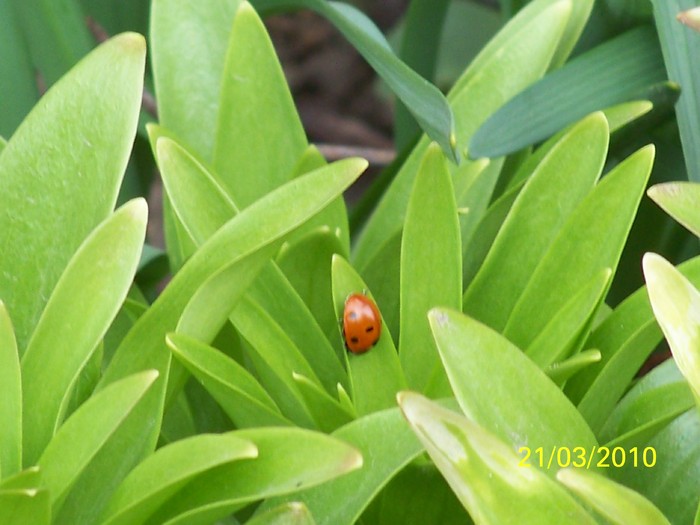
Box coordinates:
[0,302,21,479]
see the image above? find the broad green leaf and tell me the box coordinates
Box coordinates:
[463,112,608,332]
[0,33,145,352]
[469,27,666,158]
[21,199,147,466]
[601,360,695,448]
[146,427,362,525]
[331,255,406,415]
[545,349,601,385]
[0,301,21,478]
[644,253,700,400]
[398,392,596,524]
[610,409,700,525]
[37,371,158,515]
[151,0,241,160]
[247,502,316,525]
[504,145,654,350]
[429,308,598,478]
[99,434,258,525]
[231,295,319,428]
[8,0,93,87]
[0,1,36,136]
[279,404,438,525]
[400,144,461,395]
[0,488,49,525]
[557,468,671,525]
[526,269,611,368]
[214,2,307,208]
[353,0,572,269]
[651,0,700,183]
[166,333,291,428]
[648,182,700,237]
[604,100,654,132]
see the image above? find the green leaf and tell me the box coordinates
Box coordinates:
[610,410,700,525]
[8,0,93,87]
[643,253,700,400]
[331,255,406,415]
[214,2,307,208]
[648,182,700,237]
[400,144,461,395]
[504,145,654,350]
[0,33,145,352]
[21,199,147,467]
[526,269,611,368]
[101,156,367,387]
[247,502,316,525]
[463,112,609,332]
[146,427,362,525]
[398,392,596,524]
[353,0,573,269]
[601,360,695,448]
[557,468,671,525]
[429,309,597,476]
[0,467,40,490]
[99,434,258,525]
[151,0,241,160]
[469,27,667,158]
[651,0,700,183]
[37,370,158,516]
[0,301,21,479]
[166,332,291,428]
[0,488,49,525]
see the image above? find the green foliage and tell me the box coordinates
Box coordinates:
[3,0,700,523]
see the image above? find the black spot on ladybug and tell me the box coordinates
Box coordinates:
[350,336,359,343]
[365,326,374,333]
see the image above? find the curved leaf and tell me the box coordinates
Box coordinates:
[398,392,595,524]
[21,199,147,466]
[0,33,145,352]
[247,502,316,525]
[166,333,290,428]
[429,308,598,478]
[147,428,362,525]
[37,371,159,515]
[100,434,258,525]
[0,488,49,525]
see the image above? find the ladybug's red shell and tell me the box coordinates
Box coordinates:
[343,293,381,354]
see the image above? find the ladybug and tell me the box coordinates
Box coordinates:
[343,293,382,354]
